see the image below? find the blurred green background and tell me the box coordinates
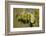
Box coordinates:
[13,8,39,28]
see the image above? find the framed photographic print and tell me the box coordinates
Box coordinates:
[5,0,45,36]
